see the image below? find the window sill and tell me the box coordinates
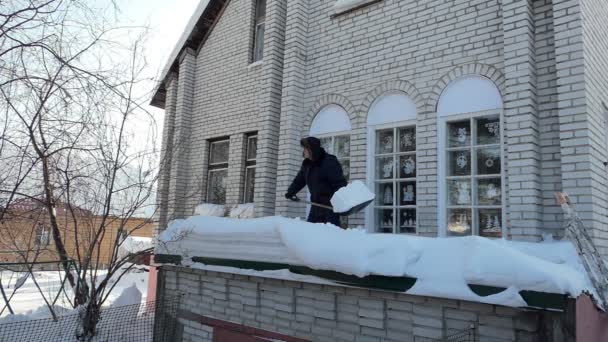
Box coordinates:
[248,60,264,70]
[331,0,383,18]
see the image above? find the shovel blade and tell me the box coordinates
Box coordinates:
[338,198,374,216]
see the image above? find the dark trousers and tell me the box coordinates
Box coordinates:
[307,207,341,227]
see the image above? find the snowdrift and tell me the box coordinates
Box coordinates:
[157,216,596,308]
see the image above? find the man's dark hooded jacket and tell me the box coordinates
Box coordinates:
[286,137,347,226]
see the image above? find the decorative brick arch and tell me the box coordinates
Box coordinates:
[426,63,506,113]
[303,94,357,136]
[361,79,425,121]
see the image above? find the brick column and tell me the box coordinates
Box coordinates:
[274,0,310,218]
[168,48,196,220]
[253,0,287,217]
[502,0,543,241]
[155,74,178,236]
[554,0,608,255]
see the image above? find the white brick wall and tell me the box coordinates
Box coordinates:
[275,0,508,236]
[160,266,573,342]
[580,0,608,255]
[154,0,608,255]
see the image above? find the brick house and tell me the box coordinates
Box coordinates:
[0,199,154,267]
[151,0,608,340]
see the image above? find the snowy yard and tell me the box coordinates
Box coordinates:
[0,265,149,322]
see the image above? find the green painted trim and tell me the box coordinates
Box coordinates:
[520,290,568,311]
[468,284,505,297]
[155,254,182,265]
[191,257,417,292]
[190,257,286,272]
[468,284,568,311]
[289,266,416,292]
[155,254,567,310]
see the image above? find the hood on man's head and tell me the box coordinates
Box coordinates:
[300,137,324,161]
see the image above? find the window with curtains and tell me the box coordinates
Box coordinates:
[207,139,230,204]
[252,0,266,62]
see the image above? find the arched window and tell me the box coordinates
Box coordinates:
[437,76,504,238]
[310,105,352,180]
[308,105,352,228]
[366,92,417,234]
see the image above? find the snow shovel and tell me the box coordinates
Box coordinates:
[287,181,375,216]
[287,196,371,216]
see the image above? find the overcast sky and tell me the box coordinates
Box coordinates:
[118,0,201,216]
[118,0,201,147]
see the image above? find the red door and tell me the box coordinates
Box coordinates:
[213,327,285,342]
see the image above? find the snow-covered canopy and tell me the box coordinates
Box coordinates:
[157,216,597,308]
[437,76,503,117]
[309,105,352,136]
[367,92,417,125]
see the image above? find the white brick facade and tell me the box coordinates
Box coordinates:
[153,0,608,254]
[159,266,573,342]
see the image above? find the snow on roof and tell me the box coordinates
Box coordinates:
[151,0,211,107]
[157,216,598,308]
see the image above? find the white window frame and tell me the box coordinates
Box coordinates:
[207,139,230,204]
[243,135,257,203]
[437,109,506,237]
[365,119,417,234]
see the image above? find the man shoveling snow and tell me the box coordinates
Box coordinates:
[285,137,375,227]
[285,137,347,226]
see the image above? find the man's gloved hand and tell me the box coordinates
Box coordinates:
[285,193,299,201]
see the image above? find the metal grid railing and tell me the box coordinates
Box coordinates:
[0,296,181,342]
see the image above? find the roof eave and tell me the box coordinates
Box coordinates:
[150,0,227,109]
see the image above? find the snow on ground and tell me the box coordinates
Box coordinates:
[0,265,149,323]
[330,180,374,213]
[158,215,597,308]
[118,236,154,259]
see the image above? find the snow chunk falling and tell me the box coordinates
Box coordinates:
[158,216,596,308]
[330,180,375,213]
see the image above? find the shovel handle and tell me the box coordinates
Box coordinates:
[288,196,334,210]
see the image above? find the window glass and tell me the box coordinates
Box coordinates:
[373,126,417,234]
[445,115,503,237]
[208,139,230,204]
[243,135,257,203]
[252,0,266,62]
[244,167,256,203]
[247,136,257,161]
[210,141,229,165]
[208,170,228,204]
